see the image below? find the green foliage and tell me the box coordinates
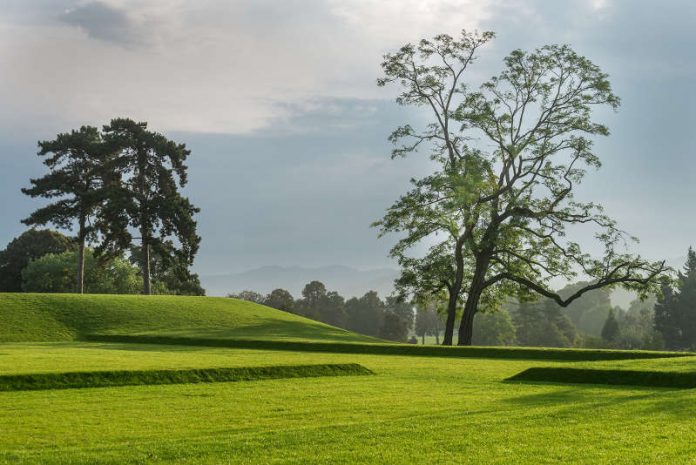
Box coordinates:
[472,309,517,346]
[21,250,140,294]
[101,118,201,294]
[0,229,74,291]
[512,299,577,348]
[345,291,385,337]
[655,248,696,350]
[375,30,667,345]
[601,309,620,343]
[379,311,409,342]
[264,288,295,313]
[414,304,443,343]
[0,364,372,392]
[228,290,266,304]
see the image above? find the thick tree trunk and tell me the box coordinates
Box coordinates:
[457,256,490,346]
[142,235,151,295]
[442,288,459,345]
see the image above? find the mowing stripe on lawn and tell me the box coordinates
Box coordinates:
[0,363,373,391]
[85,334,692,361]
[507,367,696,388]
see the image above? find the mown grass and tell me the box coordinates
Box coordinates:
[0,293,376,343]
[2,341,696,464]
[0,363,372,391]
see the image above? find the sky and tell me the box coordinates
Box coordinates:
[0,0,694,278]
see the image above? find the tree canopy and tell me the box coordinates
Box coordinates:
[375,30,667,345]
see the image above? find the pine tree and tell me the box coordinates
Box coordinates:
[655,248,696,349]
[101,118,200,294]
[601,308,620,343]
[22,126,107,293]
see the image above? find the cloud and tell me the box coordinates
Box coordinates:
[60,1,145,47]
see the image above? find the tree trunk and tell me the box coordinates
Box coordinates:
[457,256,490,346]
[421,334,425,345]
[142,235,151,295]
[435,332,440,345]
[442,288,459,345]
[76,214,86,294]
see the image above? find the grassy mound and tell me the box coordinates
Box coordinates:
[0,293,376,343]
[507,367,696,388]
[0,363,372,391]
[87,334,691,361]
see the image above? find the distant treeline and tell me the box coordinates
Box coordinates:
[231,249,696,351]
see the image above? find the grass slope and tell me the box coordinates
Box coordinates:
[0,293,376,343]
[0,363,372,391]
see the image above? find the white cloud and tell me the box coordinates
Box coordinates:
[0,0,492,135]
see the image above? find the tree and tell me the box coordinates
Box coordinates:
[385,296,414,332]
[0,229,74,291]
[228,290,265,304]
[601,308,620,343]
[375,30,667,345]
[101,118,200,295]
[472,309,516,346]
[296,281,328,320]
[21,126,107,293]
[264,288,295,313]
[512,299,577,348]
[655,248,696,350]
[345,291,385,337]
[22,249,140,294]
[379,311,409,342]
[558,281,613,336]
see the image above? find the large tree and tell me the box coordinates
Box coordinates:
[375,30,667,345]
[654,248,696,350]
[21,126,107,293]
[0,229,74,291]
[101,118,200,295]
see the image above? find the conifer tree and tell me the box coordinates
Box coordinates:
[655,248,696,349]
[101,118,200,295]
[22,126,106,293]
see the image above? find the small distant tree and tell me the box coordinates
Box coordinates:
[472,309,516,346]
[512,299,577,348]
[21,126,107,293]
[345,291,386,337]
[601,308,620,343]
[229,290,265,304]
[296,281,328,320]
[264,288,295,313]
[379,311,409,342]
[101,118,200,295]
[0,229,74,291]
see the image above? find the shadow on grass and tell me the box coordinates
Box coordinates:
[506,367,696,388]
[84,334,692,362]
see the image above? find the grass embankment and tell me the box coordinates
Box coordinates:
[0,293,376,343]
[87,334,691,361]
[508,367,696,388]
[0,364,372,391]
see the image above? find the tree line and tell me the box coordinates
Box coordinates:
[229,281,415,342]
[13,118,200,295]
[0,228,204,295]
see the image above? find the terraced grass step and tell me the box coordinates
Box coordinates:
[0,363,373,391]
[507,367,696,388]
[86,334,692,361]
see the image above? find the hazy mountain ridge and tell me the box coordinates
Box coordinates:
[201,265,399,298]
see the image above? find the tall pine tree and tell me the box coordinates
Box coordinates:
[101,118,200,295]
[655,248,696,350]
[22,126,107,293]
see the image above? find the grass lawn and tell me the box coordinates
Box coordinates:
[2,294,696,464]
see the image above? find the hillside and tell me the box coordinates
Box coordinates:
[0,293,377,343]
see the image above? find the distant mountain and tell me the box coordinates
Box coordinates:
[201,265,399,299]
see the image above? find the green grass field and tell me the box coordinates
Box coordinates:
[2,293,696,464]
